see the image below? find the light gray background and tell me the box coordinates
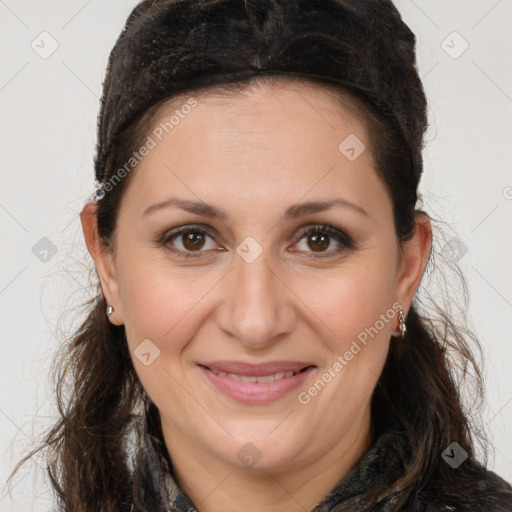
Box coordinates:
[1,0,511,510]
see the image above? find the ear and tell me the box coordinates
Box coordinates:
[80,202,124,325]
[395,212,432,313]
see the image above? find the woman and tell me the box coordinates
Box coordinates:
[13,0,512,510]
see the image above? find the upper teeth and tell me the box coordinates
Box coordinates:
[209,368,298,382]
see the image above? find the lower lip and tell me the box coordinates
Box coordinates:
[198,365,316,405]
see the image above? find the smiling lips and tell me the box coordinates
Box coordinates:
[198,361,316,404]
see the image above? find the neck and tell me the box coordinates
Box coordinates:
[161,409,373,512]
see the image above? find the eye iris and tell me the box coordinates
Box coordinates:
[183,231,205,251]
[308,233,329,252]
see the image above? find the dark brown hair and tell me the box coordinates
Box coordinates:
[10,0,506,510]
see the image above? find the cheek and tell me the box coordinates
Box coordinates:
[297,270,395,409]
[296,259,397,348]
[116,251,218,353]
[290,253,398,414]
[116,255,218,407]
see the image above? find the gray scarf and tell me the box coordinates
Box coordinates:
[130,419,512,511]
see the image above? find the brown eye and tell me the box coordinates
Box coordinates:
[159,225,219,258]
[307,232,330,252]
[293,224,354,257]
[182,231,206,251]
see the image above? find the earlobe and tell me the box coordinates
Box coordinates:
[80,202,124,325]
[396,213,432,312]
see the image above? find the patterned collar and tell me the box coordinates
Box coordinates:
[130,426,197,512]
[130,418,408,512]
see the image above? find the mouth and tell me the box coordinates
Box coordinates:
[197,361,316,404]
[204,366,310,383]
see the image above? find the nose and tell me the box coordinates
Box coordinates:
[215,251,297,350]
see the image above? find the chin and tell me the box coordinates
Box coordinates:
[211,427,308,472]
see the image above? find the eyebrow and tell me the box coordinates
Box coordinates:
[142,197,368,220]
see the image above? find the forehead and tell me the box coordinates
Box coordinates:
[121,79,390,223]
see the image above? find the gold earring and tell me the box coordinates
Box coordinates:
[398,309,407,338]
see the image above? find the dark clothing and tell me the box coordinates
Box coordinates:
[130,419,512,511]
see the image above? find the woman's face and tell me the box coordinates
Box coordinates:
[88,81,427,474]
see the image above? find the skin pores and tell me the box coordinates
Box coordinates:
[84,79,431,511]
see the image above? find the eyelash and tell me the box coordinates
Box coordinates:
[158,223,355,259]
